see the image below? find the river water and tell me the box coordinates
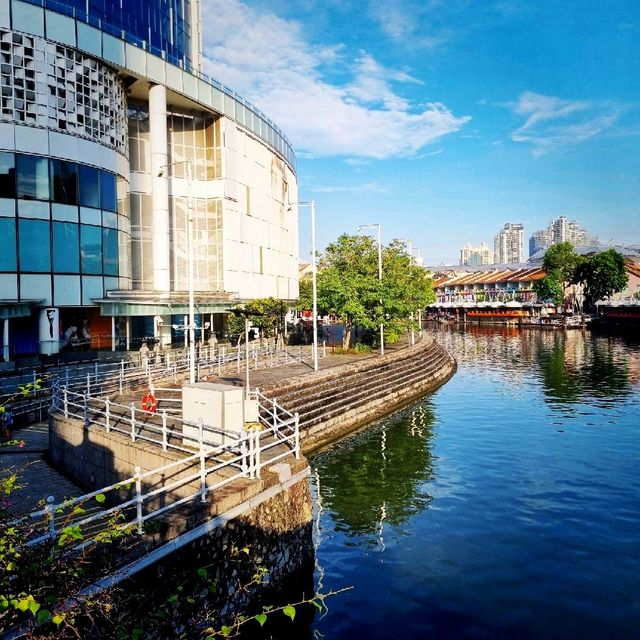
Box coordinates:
[307,326,640,640]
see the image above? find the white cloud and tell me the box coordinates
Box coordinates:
[510,91,622,157]
[200,0,469,159]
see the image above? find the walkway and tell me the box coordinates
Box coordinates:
[0,421,85,517]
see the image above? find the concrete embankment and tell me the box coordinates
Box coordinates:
[261,337,457,453]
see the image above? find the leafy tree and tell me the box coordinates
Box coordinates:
[317,234,380,349]
[228,298,290,345]
[542,242,584,297]
[317,235,435,349]
[574,249,628,310]
[296,277,315,313]
[533,275,564,306]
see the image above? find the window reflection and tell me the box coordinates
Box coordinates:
[16,155,50,201]
[100,171,116,211]
[19,219,51,272]
[78,166,100,208]
[102,227,118,276]
[0,219,16,271]
[80,224,102,274]
[0,152,16,199]
[53,222,79,273]
[50,159,78,205]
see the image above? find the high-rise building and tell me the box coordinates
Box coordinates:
[529,216,597,257]
[0,0,299,360]
[494,223,524,264]
[459,242,493,266]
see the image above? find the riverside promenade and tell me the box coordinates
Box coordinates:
[1,336,453,518]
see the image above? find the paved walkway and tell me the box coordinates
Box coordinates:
[1,421,85,517]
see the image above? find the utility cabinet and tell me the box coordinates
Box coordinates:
[182,383,246,447]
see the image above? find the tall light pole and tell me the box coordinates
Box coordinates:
[289,201,318,371]
[158,159,196,384]
[358,223,384,356]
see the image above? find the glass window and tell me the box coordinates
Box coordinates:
[100,171,116,211]
[0,218,17,271]
[78,165,100,208]
[0,152,16,199]
[80,224,102,274]
[16,155,50,200]
[18,219,50,272]
[53,222,79,273]
[50,159,78,205]
[102,227,118,276]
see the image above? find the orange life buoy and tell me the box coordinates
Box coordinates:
[142,392,157,413]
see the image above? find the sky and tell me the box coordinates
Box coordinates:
[200,0,640,265]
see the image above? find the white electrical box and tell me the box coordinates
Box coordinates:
[182,383,245,447]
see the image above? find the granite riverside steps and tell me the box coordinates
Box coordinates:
[259,337,456,453]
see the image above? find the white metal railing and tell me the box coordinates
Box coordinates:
[29,386,300,551]
[1,342,321,421]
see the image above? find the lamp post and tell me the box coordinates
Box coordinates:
[158,159,196,384]
[289,200,318,372]
[357,223,384,356]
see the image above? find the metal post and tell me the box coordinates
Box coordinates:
[45,495,56,541]
[134,466,143,534]
[105,398,110,432]
[63,386,68,418]
[86,372,91,397]
[82,393,88,427]
[253,430,261,477]
[237,341,240,372]
[245,318,250,397]
[186,160,196,385]
[198,418,207,503]
[310,200,319,371]
[272,398,277,430]
[294,412,300,459]
[130,403,136,442]
[241,434,249,477]
[323,340,326,358]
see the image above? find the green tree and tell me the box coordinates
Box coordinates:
[317,234,380,349]
[542,242,584,296]
[574,249,628,310]
[228,298,290,345]
[317,235,435,349]
[296,277,315,313]
[533,275,564,306]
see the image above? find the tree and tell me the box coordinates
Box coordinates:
[533,275,564,306]
[542,242,584,295]
[317,235,435,349]
[228,298,290,346]
[317,234,380,349]
[574,249,628,310]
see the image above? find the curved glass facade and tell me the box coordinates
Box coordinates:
[0,151,131,305]
[21,0,193,69]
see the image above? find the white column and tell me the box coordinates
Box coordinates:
[2,318,9,362]
[149,83,170,292]
[39,308,60,355]
[125,317,131,351]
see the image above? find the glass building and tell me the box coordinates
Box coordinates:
[0,0,299,360]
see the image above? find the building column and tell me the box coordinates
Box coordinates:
[149,83,171,293]
[2,318,9,362]
[39,308,60,355]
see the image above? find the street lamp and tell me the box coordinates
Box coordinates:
[288,200,318,372]
[158,159,196,384]
[357,223,384,356]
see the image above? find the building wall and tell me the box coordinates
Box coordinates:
[0,0,299,358]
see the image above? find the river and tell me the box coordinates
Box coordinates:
[307,326,640,639]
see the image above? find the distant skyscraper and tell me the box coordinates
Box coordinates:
[529,216,597,257]
[494,223,524,264]
[460,242,493,266]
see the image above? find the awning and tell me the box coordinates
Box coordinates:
[0,300,43,320]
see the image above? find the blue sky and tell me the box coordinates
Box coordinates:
[201,0,640,264]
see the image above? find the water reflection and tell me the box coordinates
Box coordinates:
[430,324,638,407]
[312,403,436,541]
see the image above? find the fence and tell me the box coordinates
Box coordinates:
[22,385,300,550]
[1,342,323,423]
